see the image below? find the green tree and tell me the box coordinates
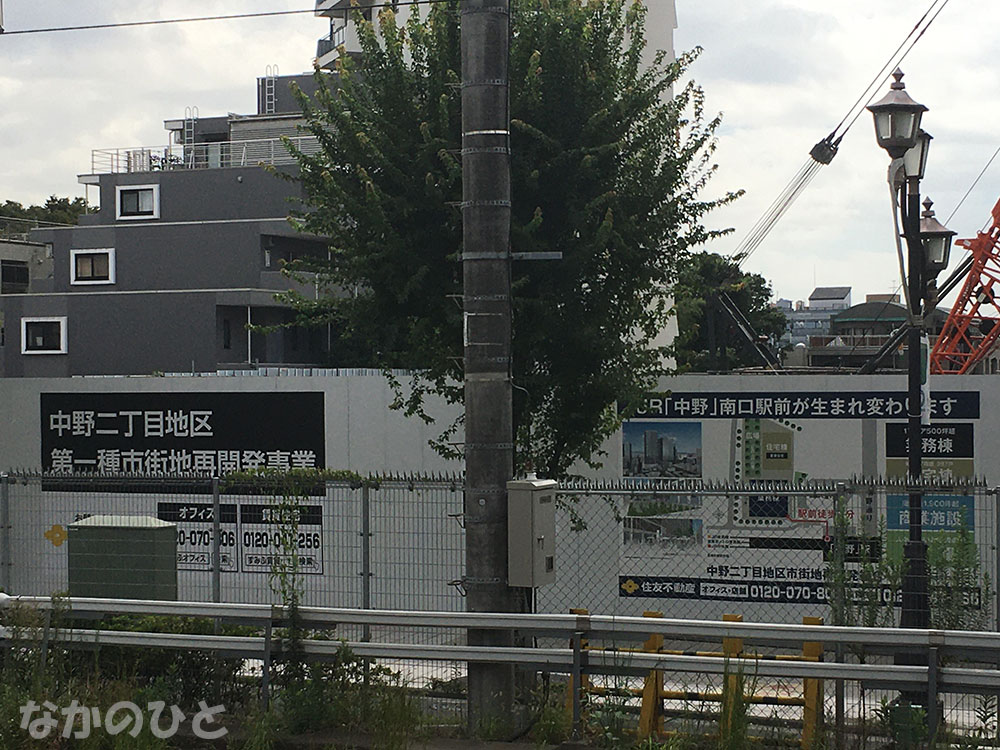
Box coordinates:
[280,0,738,477]
[0,196,88,239]
[672,252,786,371]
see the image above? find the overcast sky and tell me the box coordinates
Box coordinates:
[1,0,997,305]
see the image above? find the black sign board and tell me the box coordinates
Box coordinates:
[885,423,974,459]
[158,502,239,525]
[631,391,980,420]
[240,504,323,526]
[41,391,325,476]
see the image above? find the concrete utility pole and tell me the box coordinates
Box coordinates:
[461,0,517,731]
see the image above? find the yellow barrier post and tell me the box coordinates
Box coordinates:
[637,610,665,739]
[801,616,824,750]
[565,608,590,718]
[721,613,744,738]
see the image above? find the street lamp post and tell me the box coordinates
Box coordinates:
[867,70,955,631]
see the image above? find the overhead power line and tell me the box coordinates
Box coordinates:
[0,1,452,36]
[731,0,954,269]
[0,214,76,227]
[1,8,315,35]
[831,0,952,141]
[946,144,1000,228]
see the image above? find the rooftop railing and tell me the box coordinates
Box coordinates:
[807,334,896,349]
[89,136,321,175]
[317,25,347,58]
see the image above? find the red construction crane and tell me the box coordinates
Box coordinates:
[929,197,1000,374]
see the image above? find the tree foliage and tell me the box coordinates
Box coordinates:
[280,0,738,477]
[0,196,88,239]
[672,252,786,372]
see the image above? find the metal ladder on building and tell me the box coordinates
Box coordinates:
[263,65,278,115]
[183,106,199,167]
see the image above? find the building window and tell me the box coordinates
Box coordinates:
[1,259,29,294]
[21,316,68,354]
[115,184,160,220]
[70,248,116,285]
[223,319,232,350]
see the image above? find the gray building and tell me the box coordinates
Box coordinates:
[806,297,948,370]
[0,70,338,378]
[1,238,51,295]
[779,286,852,347]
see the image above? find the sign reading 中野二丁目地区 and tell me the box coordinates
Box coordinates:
[41,392,325,476]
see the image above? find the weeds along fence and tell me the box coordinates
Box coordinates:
[3,596,1000,747]
[1,472,998,736]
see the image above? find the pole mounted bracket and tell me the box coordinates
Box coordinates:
[464,294,509,301]
[462,80,508,88]
[461,576,504,587]
[463,129,510,138]
[460,5,510,15]
[511,252,563,261]
[462,146,510,155]
[461,200,511,209]
[461,252,509,261]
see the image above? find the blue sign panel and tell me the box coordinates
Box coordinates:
[886,494,974,531]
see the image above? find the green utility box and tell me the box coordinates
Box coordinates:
[68,515,177,600]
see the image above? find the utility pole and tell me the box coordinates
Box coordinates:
[461,0,516,732]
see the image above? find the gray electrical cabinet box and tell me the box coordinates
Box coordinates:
[507,478,557,587]
[68,515,178,600]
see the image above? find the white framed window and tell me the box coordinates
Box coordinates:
[70,248,116,285]
[115,184,160,220]
[21,316,68,355]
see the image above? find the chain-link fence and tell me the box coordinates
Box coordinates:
[2,472,997,738]
[3,473,996,627]
[1,474,464,645]
[546,479,997,630]
[542,478,998,740]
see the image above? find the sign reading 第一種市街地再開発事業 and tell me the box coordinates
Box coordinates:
[40,391,325,477]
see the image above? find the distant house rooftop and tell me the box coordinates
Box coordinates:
[809,287,851,301]
[832,301,908,324]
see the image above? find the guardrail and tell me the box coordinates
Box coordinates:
[3,593,1000,739]
[89,137,322,175]
[807,335,897,349]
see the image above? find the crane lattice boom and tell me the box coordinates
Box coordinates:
[929,198,1000,374]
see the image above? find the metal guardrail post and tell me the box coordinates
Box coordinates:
[361,483,372,642]
[833,482,847,750]
[565,608,589,732]
[571,631,583,740]
[927,646,939,740]
[211,476,221,606]
[834,642,845,750]
[801,617,824,750]
[721,613,744,737]
[995,487,1000,739]
[638,610,665,739]
[360,482,373,701]
[261,621,272,710]
[994,487,1000,632]
[40,609,52,667]
[0,474,10,593]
